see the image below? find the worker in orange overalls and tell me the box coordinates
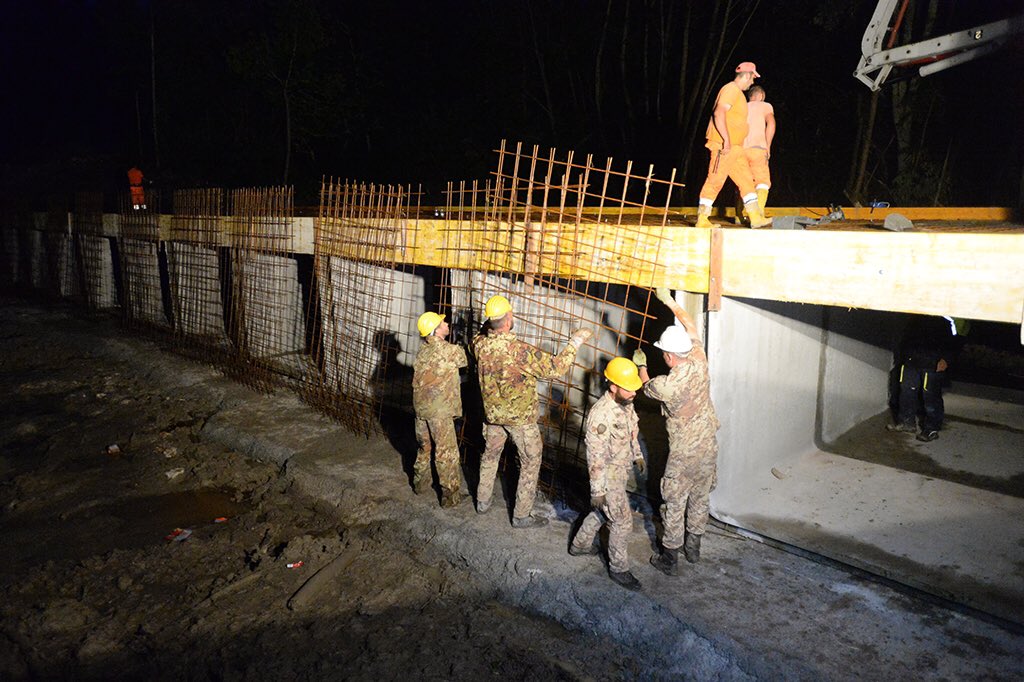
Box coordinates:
[743,85,775,215]
[127,167,146,210]
[695,62,770,229]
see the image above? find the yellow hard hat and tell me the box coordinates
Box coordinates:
[484,295,512,320]
[604,357,643,391]
[417,311,445,337]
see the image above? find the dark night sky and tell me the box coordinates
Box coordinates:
[2,0,1022,207]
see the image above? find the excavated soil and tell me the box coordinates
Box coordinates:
[0,304,642,680]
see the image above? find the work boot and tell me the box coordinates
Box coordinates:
[440,490,462,508]
[916,429,939,442]
[886,422,916,434]
[695,204,713,228]
[568,539,600,556]
[744,202,772,229]
[511,514,549,529]
[683,532,702,564]
[649,547,680,576]
[476,498,491,514]
[756,188,769,214]
[413,478,430,495]
[609,570,642,591]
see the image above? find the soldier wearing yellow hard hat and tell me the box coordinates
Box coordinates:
[412,311,468,507]
[472,294,592,527]
[569,356,646,591]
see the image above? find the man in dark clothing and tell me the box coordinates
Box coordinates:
[887,315,962,442]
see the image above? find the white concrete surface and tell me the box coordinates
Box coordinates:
[166,242,226,340]
[708,296,1024,623]
[75,234,116,309]
[120,238,166,325]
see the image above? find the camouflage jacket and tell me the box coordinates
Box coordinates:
[584,392,641,497]
[643,343,720,438]
[472,330,577,426]
[412,336,468,419]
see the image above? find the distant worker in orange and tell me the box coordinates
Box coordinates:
[743,85,775,216]
[127,167,146,210]
[695,62,770,229]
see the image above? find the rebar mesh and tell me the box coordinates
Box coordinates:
[118,190,168,330]
[306,179,417,435]
[167,188,228,360]
[439,141,682,497]
[226,186,305,391]
[73,191,117,311]
[0,206,21,290]
[42,196,79,301]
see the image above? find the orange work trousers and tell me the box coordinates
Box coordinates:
[698,147,755,202]
[745,147,771,189]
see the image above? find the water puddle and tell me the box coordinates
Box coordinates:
[1,489,250,570]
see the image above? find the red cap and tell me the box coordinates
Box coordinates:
[736,62,761,78]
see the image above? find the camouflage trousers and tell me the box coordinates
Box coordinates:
[571,487,632,574]
[414,416,460,495]
[478,422,543,520]
[661,432,718,549]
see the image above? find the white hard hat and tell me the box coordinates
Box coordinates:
[654,325,693,355]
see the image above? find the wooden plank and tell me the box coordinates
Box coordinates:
[721,230,1024,323]
[708,227,723,311]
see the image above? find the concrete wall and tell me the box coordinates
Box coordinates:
[166,242,226,340]
[1,226,17,287]
[120,238,166,325]
[708,297,826,519]
[76,234,117,309]
[708,297,894,523]
[236,252,305,367]
[818,308,895,442]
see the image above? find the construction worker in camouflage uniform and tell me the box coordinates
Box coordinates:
[569,357,647,591]
[473,294,592,528]
[634,288,720,573]
[412,311,468,508]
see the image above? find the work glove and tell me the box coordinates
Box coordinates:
[631,349,647,367]
[590,494,606,510]
[634,458,646,475]
[568,328,593,349]
[655,287,674,307]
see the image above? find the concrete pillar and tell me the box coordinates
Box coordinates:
[120,238,166,325]
[27,229,48,291]
[166,242,226,341]
[2,225,20,288]
[317,258,423,400]
[76,234,117,309]
[235,252,305,370]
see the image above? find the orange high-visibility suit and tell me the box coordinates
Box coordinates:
[127,167,145,209]
[697,82,756,203]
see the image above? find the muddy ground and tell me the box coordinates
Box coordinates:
[2,300,1024,680]
[0,304,642,680]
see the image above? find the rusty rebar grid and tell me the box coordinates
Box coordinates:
[0,205,23,292]
[305,178,414,436]
[225,186,303,393]
[438,141,681,503]
[167,188,228,366]
[117,189,169,334]
[40,195,77,302]
[73,191,116,313]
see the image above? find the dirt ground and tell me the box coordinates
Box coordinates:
[0,303,643,680]
[3,300,1024,680]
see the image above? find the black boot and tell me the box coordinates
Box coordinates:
[683,532,702,563]
[649,547,680,576]
[609,570,642,591]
